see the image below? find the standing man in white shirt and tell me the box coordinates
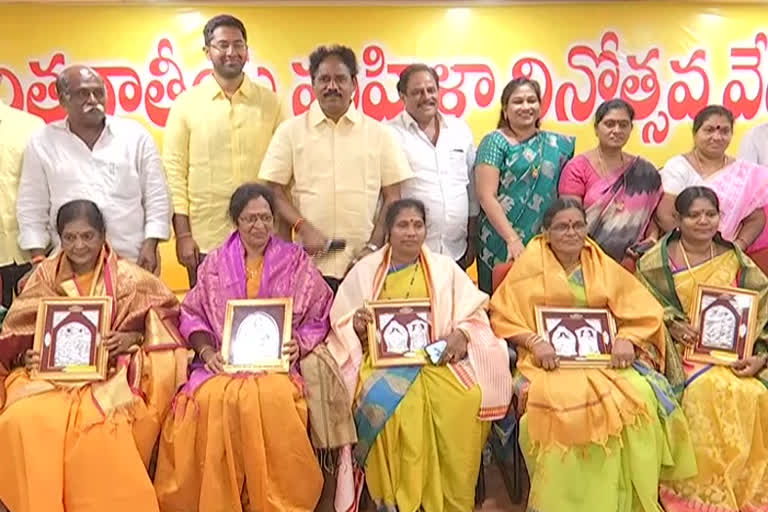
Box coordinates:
[17,65,171,273]
[388,63,479,269]
[739,122,768,165]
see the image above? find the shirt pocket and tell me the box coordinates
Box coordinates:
[446,148,470,186]
[110,160,142,200]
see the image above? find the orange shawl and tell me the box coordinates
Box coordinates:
[490,236,666,449]
[0,245,187,464]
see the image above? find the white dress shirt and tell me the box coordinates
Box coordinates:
[739,122,768,165]
[17,116,171,262]
[388,111,479,260]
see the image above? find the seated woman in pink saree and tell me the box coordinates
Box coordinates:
[154,184,335,512]
[559,99,662,269]
[655,105,768,272]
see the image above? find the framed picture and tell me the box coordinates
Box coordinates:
[32,297,112,382]
[366,299,432,368]
[534,306,617,368]
[686,284,758,365]
[220,298,292,373]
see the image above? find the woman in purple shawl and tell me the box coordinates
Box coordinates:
[154,184,334,512]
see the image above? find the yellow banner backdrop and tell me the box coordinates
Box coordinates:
[2,1,768,289]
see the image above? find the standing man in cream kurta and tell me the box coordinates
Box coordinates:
[163,14,283,286]
[259,45,412,292]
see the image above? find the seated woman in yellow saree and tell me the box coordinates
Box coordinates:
[154,184,335,512]
[636,186,768,512]
[490,197,697,512]
[0,200,186,512]
[327,199,512,512]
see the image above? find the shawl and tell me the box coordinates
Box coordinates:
[489,236,667,449]
[636,231,768,388]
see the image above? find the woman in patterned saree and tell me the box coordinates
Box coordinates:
[154,183,335,512]
[474,77,575,293]
[490,198,697,512]
[0,200,186,512]
[655,105,768,272]
[559,98,662,268]
[328,199,512,512]
[636,186,768,512]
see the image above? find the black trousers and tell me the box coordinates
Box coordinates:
[1,262,32,308]
[185,253,208,288]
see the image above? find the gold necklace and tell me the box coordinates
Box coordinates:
[692,149,726,177]
[679,240,714,282]
[596,146,625,176]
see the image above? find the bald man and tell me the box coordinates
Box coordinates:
[16,65,171,273]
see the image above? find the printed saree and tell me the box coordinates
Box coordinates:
[327,245,512,512]
[559,154,662,263]
[0,244,186,512]
[636,232,768,511]
[490,236,697,512]
[154,232,337,512]
[475,129,575,292]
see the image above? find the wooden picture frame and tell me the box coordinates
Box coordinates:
[535,306,617,368]
[366,299,432,368]
[220,298,292,373]
[686,284,758,365]
[32,297,112,382]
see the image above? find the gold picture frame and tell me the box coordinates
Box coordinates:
[220,298,292,373]
[32,296,112,382]
[686,284,758,366]
[535,306,617,368]
[366,299,432,368]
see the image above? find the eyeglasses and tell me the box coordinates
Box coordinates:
[239,214,273,225]
[209,41,247,53]
[549,221,587,235]
[61,231,99,243]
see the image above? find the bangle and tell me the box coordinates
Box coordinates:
[176,232,193,240]
[364,243,378,252]
[524,334,546,350]
[293,218,305,233]
[31,255,45,264]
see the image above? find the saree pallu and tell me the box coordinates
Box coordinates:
[0,245,187,512]
[475,130,575,292]
[155,233,335,512]
[327,245,512,511]
[559,154,662,264]
[636,234,768,511]
[490,236,697,512]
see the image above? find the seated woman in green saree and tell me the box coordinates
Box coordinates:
[490,198,697,512]
[636,186,768,512]
[327,199,512,512]
[474,77,575,293]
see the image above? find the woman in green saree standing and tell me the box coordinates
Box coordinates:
[475,77,575,292]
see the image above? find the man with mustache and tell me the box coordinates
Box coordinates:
[260,44,411,293]
[16,65,170,274]
[388,64,479,269]
[164,14,283,287]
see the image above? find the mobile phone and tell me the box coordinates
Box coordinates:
[425,340,447,365]
[327,239,347,252]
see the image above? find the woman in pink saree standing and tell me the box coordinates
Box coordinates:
[655,105,768,271]
[559,99,662,269]
[154,183,335,512]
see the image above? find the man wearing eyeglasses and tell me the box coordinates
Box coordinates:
[16,65,171,275]
[163,14,283,287]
